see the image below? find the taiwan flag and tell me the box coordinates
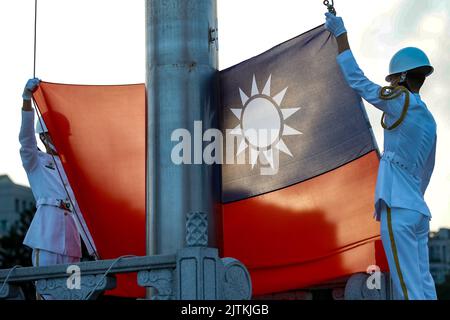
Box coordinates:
[32,25,388,298]
[220,25,388,295]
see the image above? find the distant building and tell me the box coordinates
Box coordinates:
[429,228,450,285]
[0,175,35,237]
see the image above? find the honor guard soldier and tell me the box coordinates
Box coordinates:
[325,13,437,300]
[19,78,97,299]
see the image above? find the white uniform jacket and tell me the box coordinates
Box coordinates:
[19,110,97,257]
[336,50,437,220]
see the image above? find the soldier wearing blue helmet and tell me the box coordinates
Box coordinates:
[325,13,437,300]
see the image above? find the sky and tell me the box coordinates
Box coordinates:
[0,0,449,231]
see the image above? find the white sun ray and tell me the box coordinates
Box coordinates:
[262,149,275,169]
[239,88,249,105]
[281,107,301,120]
[276,139,293,157]
[229,74,303,169]
[237,139,248,155]
[230,124,242,135]
[250,147,259,168]
[231,108,242,119]
[283,124,303,136]
[272,87,288,106]
[251,75,259,96]
[262,74,272,96]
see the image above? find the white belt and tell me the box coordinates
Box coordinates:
[381,151,421,177]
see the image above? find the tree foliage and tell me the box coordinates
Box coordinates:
[0,208,35,299]
[0,208,34,268]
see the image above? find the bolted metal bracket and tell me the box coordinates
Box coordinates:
[209,26,219,50]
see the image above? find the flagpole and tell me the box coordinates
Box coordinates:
[145,0,219,275]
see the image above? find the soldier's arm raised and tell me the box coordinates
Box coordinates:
[22,99,32,112]
[325,14,401,117]
[19,79,41,172]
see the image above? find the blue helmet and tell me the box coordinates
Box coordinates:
[386,47,434,82]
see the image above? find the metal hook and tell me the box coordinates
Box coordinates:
[323,0,336,16]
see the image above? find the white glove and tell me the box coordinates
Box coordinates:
[22,78,40,100]
[325,12,347,38]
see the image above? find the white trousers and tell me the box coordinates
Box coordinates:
[380,205,437,300]
[32,249,80,300]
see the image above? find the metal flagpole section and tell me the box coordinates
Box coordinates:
[145,0,220,257]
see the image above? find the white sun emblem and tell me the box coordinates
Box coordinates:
[229,74,302,169]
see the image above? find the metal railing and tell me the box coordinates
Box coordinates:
[0,212,252,300]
